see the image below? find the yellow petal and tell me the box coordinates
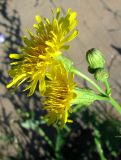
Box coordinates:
[9,54,24,59]
[7,74,26,88]
[63,30,78,43]
[36,15,42,23]
[56,7,61,19]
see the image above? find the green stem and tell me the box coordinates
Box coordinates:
[93,94,121,116]
[72,67,121,122]
[104,80,111,95]
[55,128,64,160]
[109,97,121,115]
[96,95,109,101]
[94,129,107,160]
[72,68,106,95]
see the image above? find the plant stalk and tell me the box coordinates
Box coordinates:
[72,68,106,95]
[94,129,107,160]
[109,97,121,115]
[104,80,111,95]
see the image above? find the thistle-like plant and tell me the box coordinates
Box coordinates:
[7,8,121,129]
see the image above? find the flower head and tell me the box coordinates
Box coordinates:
[86,48,105,71]
[43,62,76,127]
[7,8,78,96]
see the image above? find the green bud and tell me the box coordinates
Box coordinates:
[94,68,109,82]
[86,48,105,70]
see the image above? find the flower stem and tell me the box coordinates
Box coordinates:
[109,97,121,115]
[95,95,109,101]
[104,80,111,95]
[96,95,121,116]
[72,68,121,117]
[72,68,106,95]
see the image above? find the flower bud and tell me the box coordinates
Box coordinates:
[86,48,105,70]
[94,68,109,82]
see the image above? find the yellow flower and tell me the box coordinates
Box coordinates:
[43,62,76,127]
[7,8,78,96]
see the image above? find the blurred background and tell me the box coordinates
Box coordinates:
[0,0,121,159]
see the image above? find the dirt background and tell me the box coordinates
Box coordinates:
[0,0,121,159]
